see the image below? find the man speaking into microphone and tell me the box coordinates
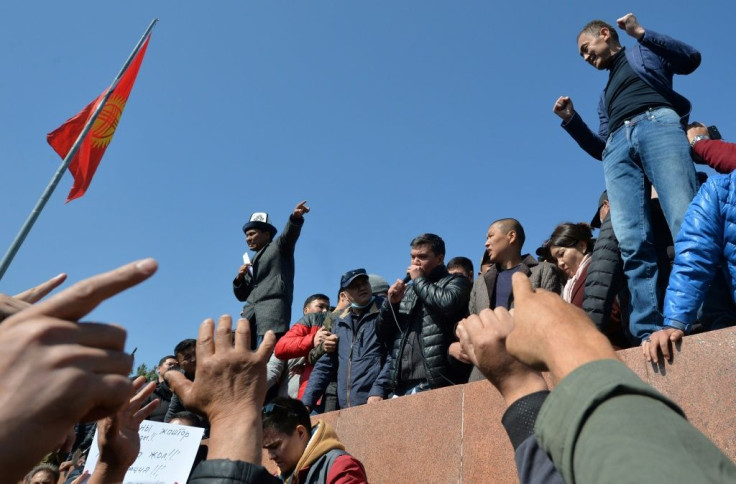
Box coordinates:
[377,233,473,397]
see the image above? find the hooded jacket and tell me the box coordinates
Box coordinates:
[281,420,367,484]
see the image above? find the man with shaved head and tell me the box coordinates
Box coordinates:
[466,218,560,381]
[471,218,560,312]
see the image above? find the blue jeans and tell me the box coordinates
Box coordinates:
[602,107,697,342]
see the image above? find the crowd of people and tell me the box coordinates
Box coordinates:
[5,11,736,484]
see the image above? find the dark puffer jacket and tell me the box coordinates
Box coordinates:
[377,265,471,391]
[582,213,631,348]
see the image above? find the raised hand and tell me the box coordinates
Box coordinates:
[553,96,575,123]
[0,273,67,322]
[616,13,645,40]
[505,272,616,381]
[387,279,407,304]
[292,200,310,219]
[90,376,159,483]
[13,272,67,303]
[456,308,547,405]
[0,258,157,483]
[167,316,275,463]
[448,341,472,365]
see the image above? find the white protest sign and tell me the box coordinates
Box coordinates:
[83,420,204,484]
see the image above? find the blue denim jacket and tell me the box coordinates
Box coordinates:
[562,29,701,161]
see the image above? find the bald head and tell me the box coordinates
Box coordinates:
[485,218,526,269]
[491,218,526,249]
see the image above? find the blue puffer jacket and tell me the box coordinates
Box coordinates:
[302,297,391,409]
[663,173,736,332]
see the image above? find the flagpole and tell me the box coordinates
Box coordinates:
[0,18,158,281]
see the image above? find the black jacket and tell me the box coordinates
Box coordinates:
[377,265,471,391]
[143,381,173,422]
[189,460,280,484]
[582,213,630,346]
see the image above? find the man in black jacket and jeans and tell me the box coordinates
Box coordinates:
[377,233,472,396]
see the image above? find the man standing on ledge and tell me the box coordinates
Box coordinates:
[553,13,700,343]
[234,200,310,348]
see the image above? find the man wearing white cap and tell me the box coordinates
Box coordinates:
[234,200,310,348]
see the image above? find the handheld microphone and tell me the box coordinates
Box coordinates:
[402,274,412,284]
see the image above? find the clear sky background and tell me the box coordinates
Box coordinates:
[1,2,734,369]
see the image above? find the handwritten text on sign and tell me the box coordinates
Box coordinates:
[84,420,204,484]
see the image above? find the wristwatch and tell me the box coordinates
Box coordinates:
[690,134,709,148]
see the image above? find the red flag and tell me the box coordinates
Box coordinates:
[47,36,150,202]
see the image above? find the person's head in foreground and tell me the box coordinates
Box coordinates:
[25,464,59,484]
[261,397,367,482]
[262,397,314,475]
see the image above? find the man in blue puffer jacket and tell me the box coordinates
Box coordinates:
[645,173,736,362]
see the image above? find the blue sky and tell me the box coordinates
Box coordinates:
[1,2,733,369]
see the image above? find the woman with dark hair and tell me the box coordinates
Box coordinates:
[548,223,595,308]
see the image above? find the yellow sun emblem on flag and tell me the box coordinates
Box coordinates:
[90,94,127,149]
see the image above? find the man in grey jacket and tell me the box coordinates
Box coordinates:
[466,218,560,381]
[469,218,560,315]
[233,200,310,348]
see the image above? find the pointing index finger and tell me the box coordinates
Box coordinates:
[6,259,158,323]
[510,272,534,303]
[14,272,68,303]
